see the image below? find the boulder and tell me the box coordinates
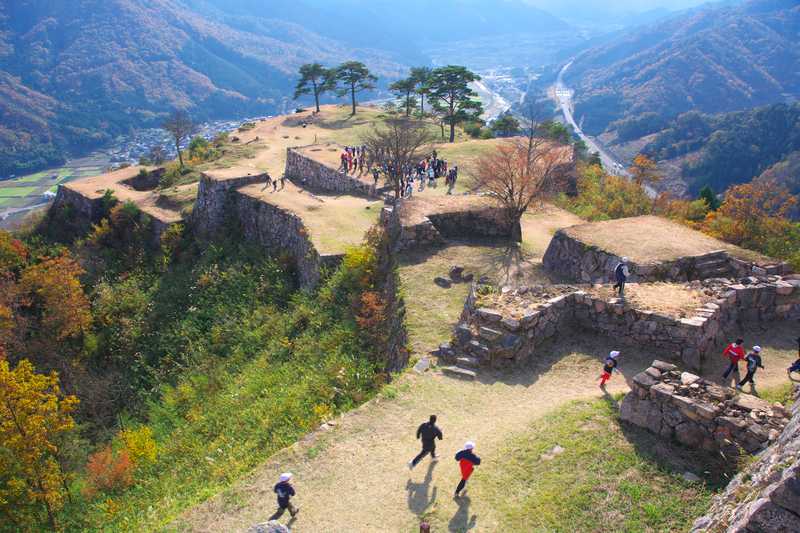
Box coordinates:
[476,308,503,322]
[735,394,772,412]
[449,265,465,281]
[434,276,452,288]
[249,521,290,533]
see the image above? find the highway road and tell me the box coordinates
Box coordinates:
[554,61,628,175]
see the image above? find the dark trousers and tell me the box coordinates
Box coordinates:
[722,361,740,380]
[412,445,436,466]
[455,478,467,495]
[269,501,297,520]
[739,370,757,386]
[613,279,626,296]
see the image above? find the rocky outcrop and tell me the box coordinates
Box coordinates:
[691,387,800,532]
[543,230,789,284]
[285,147,376,197]
[621,361,789,455]
[50,185,102,234]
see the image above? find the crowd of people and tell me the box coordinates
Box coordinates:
[339,146,460,197]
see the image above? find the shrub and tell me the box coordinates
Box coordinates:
[120,426,157,467]
[83,446,134,497]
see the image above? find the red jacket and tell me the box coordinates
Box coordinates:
[723,343,745,363]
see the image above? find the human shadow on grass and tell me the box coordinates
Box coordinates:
[406,460,438,515]
[448,494,477,532]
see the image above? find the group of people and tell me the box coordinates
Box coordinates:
[722,338,768,390]
[339,145,368,175]
[262,171,286,193]
[397,152,460,198]
[268,415,481,523]
[339,146,461,197]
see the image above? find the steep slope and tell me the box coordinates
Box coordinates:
[644,103,800,194]
[0,0,403,176]
[567,0,800,135]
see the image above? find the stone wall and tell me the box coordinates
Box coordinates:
[285,148,376,197]
[621,360,789,455]
[191,172,266,239]
[50,185,102,234]
[381,201,516,252]
[448,276,800,371]
[233,191,324,289]
[691,387,800,532]
[543,230,789,284]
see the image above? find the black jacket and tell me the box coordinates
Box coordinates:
[745,353,764,373]
[274,481,295,507]
[416,422,443,447]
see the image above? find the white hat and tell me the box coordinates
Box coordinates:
[279,473,293,482]
[753,346,762,353]
[622,257,629,263]
[610,350,621,358]
[464,441,475,450]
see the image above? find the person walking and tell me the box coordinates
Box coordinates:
[270,473,299,520]
[280,174,286,190]
[409,415,443,469]
[262,172,273,191]
[722,338,746,386]
[454,442,480,498]
[739,346,764,389]
[599,350,621,388]
[788,337,800,377]
[612,257,630,297]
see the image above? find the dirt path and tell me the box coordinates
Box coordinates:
[174,320,799,533]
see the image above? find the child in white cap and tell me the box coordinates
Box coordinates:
[270,472,299,520]
[738,346,764,390]
[599,351,621,388]
[454,441,481,497]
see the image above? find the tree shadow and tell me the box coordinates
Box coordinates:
[448,494,477,532]
[406,460,438,515]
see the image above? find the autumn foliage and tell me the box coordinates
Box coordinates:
[0,358,78,529]
[83,446,134,498]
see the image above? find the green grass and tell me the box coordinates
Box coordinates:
[0,186,38,197]
[423,398,730,533]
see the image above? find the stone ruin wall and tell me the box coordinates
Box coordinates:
[447,276,800,371]
[381,201,516,252]
[691,387,800,532]
[285,148,376,197]
[543,230,790,284]
[624,363,800,532]
[51,183,178,246]
[621,360,790,455]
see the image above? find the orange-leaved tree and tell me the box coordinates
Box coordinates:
[0,357,78,530]
[629,154,661,188]
[472,135,568,241]
[18,252,91,342]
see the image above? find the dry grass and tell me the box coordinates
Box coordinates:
[398,204,583,355]
[589,282,712,318]
[175,320,800,533]
[238,181,382,255]
[565,215,766,264]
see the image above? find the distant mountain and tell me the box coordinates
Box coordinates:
[640,103,800,197]
[0,0,405,176]
[567,0,800,136]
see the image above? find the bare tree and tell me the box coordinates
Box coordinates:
[470,118,568,242]
[362,119,434,199]
[162,110,194,168]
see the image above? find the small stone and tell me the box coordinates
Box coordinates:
[681,372,700,386]
[682,472,701,483]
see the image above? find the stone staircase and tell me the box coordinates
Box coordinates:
[691,250,734,280]
[436,343,479,380]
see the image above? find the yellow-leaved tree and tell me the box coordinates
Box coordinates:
[0,356,78,530]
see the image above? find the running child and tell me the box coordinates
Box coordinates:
[599,350,621,387]
[454,441,481,498]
